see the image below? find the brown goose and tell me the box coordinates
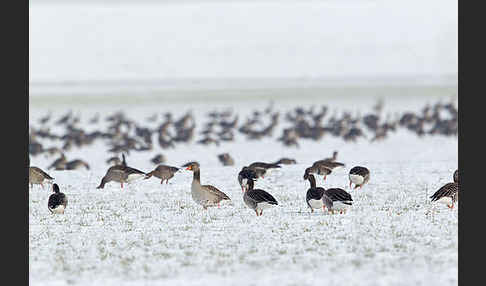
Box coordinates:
[48,183,68,214]
[29,166,54,189]
[48,153,67,170]
[106,156,122,165]
[430,182,458,208]
[322,151,338,162]
[97,154,145,189]
[65,159,90,170]
[348,166,370,189]
[185,162,230,209]
[145,165,180,184]
[248,162,281,177]
[306,164,332,181]
[150,154,166,165]
[273,158,297,165]
[312,150,345,170]
[217,153,234,166]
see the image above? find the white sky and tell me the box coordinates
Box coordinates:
[29,0,457,83]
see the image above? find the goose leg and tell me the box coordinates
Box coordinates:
[255,210,259,216]
[166,179,168,184]
[121,182,124,189]
[260,210,263,216]
[349,181,352,188]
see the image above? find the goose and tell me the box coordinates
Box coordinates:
[304,168,352,214]
[150,154,166,165]
[349,166,370,189]
[48,153,67,170]
[303,171,333,213]
[65,159,90,170]
[248,162,281,177]
[238,166,267,190]
[185,162,231,209]
[239,168,278,216]
[306,164,332,181]
[430,182,459,208]
[323,187,353,214]
[273,158,297,165]
[106,156,122,165]
[29,166,54,189]
[217,153,235,166]
[48,184,68,214]
[97,154,145,189]
[322,151,338,162]
[145,165,180,184]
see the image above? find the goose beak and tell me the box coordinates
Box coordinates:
[185,166,191,170]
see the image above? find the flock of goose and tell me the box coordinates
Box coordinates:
[30,150,459,216]
[29,100,457,167]
[29,100,458,215]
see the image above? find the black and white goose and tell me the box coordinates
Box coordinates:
[304,168,353,214]
[303,170,333,213]
[48,184,68,214]
[348,166,370,189]
[239,168,278,216]
[430,182,459,209]
[323,187,353,214]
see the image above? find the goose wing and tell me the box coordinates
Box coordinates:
[247,189,278,205]
[430,182,458,202]
[201,185,231,200]
[324,188,353,203]
[31,167,54,180]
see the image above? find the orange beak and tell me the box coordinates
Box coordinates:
[185,166,192,170]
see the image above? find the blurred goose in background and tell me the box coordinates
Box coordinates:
[273,158,297,165]
[48,153,67,170]
[65,159,90,170]
[150,154,166,165]
[217,153,235,166]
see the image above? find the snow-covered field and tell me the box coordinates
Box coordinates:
[29,92,458,286]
